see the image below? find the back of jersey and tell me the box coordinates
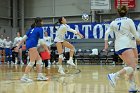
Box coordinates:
[26,27,43,49]
[111,17,134,40]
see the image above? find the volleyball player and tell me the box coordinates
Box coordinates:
[54,17,83,74]
[4,37,13,64]
[13,32,24,64]
[104,5,140,92]
[43,31,52,68]
[16,17,49,82]
[0,35,5,64]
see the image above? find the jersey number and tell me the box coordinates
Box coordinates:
[30,28,34,34]
[117,22,121,31]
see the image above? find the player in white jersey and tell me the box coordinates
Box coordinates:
[44,31,52,47]
[13,32,24,64]
[4,37,13,64]
[43,31,52,68]
[0,35,5,64]
[104,6,140,92]
[54,17,83,74]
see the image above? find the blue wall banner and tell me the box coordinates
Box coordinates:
[43,20,140,39]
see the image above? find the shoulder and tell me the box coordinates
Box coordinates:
[126,18,133,22]
[110,21,115,26]
[60,24,67,29]
[14,37,17,39]
[35,27,43,30]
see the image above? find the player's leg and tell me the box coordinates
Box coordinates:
[36,52,48,81]
[132,48,139,69]
[62,41,76,66]
[19,48,24,65]
[0,49,2,64]
[5,48,9,64]
[9,49,13,64]
[56,42,65,74]
[108,49,136,88]
[20,48,37,82]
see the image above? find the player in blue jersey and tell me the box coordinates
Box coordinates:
[104,6,140,92]
[16,17,49,82]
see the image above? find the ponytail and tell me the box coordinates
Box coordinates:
[53,21,59,31]
[31,23,36,28]
[30,17,43,28]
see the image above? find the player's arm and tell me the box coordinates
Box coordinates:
[10,41,13,49]
[104,23,114,51]
[129,19,140,41]
[66,25,83,38]
[13,38,17,47]
[39,28,49,52]
[3,41,5,48]
[16,35,28,49]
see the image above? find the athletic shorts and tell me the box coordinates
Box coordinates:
[0,47,4,50]
[115,48,132,55]
[5,48,12,56]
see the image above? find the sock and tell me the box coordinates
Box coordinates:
[69,57,73,60]
[23,74,28,78]
[38,73,43,77]
[48,60,51,65]
[115,72,120,78]
[58,65,62,68]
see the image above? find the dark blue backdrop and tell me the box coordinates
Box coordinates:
[42,20,140,39]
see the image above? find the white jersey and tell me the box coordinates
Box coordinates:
[54,24,77,42]
[4,40,12,48]
[13,37,22,47]
[44,36,52,46]
[105,17,139,51]
[0,38,5,48]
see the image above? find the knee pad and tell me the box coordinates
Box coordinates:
[36,60,42,65]
[59,54,63,59]
[124,67,134,75]
[27,62,35,67]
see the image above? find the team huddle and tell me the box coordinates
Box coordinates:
[0,5,139,92]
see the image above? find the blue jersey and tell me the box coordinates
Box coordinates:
[26,27,43,50]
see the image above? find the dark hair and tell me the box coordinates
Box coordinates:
[58,17,63,24]
[117,5,128,17]
[31,17,43,28]
[53,17,63,30]
[31,23,36,28]
[53,22,58,31]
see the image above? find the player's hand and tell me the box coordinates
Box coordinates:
[103,48,108,52]
[78,33,84,39]
[136,39,140,45]
[15,46,19,52]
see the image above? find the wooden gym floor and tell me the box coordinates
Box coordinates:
[0,64,140,93]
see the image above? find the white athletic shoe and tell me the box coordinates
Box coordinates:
[58,67,65,75]
[20,76,33,83]
[37,75,48,81]
[67,60,76,66]
[107,73,116,88]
